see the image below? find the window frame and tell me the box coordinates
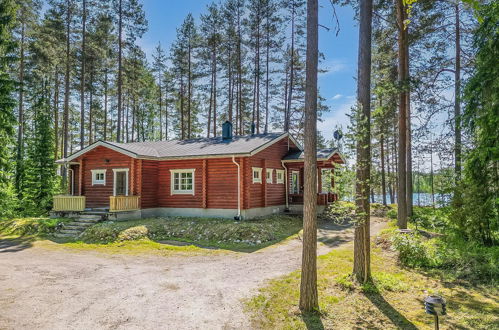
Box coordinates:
[266,168,274,184]
[252,167,263,184]
[276,169,285,184]
[170,169,196,195]
[91,169,107,186]
[112,168,129,196]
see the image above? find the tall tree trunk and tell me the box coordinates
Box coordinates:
[396,0,408,229]
[264,6,270,134]
[53,69,60,161]
[79,0,86,148]
[299,0,318,312]
[16,20,25,197]
[380,131,387,206]
[405,26,413,218]
[62,0,72,187]
[353,0,372,283]
[207,65,213,138]
[104,69,108,140]
[88,68,93,144]
[158,74,163,140]
[117,0,123,142]
[180,75,185,140]
[285,5,296,133]
[213,50,217,137]
[386,134,393,204]
[187,41,192,139]
[454,2,461,183]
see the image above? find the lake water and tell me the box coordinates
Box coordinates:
[345,193,451,206]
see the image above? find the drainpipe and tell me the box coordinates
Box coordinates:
[282,160,289,211]
[232,156,241,220]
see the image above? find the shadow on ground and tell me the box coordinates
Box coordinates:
[0,237,33,253]
[364,290,418,330]
[301,311,325,330]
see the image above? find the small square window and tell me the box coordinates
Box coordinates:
[252,167,262,184]
[91,169,106,185]
[276,170,285,184]
[170,169,195,195]
[266,169,274,184]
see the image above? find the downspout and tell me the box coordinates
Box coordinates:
[232,156,241,220]
[67,166,74,196]
[282,160,289,211]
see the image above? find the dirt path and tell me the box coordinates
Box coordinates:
[0,218,387,330]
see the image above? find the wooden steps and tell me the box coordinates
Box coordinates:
[54,212,107,238]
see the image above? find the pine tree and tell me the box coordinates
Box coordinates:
[152,43,167,140]
[0,0,17,211]
[23,82,55,214]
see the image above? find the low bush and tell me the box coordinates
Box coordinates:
[320,201,355,223]
[412,206,450,232]
[0,217,71,236]
[388,230,499,284]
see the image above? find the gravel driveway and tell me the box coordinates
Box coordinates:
[0,218,387,330]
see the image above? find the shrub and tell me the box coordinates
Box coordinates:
[117,225,149,241]
[0,217,70,236]
[391,232,433,267]
[387,208,397,220]
[321,201,355,223]
[412,206,450,232]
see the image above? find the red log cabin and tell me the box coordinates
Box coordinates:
[54,122,344,220]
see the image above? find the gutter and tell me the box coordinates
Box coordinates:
[232,156,241,220]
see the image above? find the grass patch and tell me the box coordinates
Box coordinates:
[0,217,71,237]
[78,214,302,252]
[246,245,498,329]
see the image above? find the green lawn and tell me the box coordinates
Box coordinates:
[246,230,499,329]
[0,214,303,253]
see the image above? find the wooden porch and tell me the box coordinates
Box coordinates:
[289,192,339,205]
[52,195,141,212]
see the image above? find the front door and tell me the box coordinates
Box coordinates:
[115,171,127,196]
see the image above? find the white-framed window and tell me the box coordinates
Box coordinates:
[91,169,107,185]
[276,169,285,184]
[252,167,262,184]
[266,169,274,183]
[113,168,129,196]
[170,169,195,195]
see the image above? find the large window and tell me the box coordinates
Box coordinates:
[171,169,195,195]
[252,167,262,184]
[91,169,106,185]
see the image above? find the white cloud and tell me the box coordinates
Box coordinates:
[331,94,343,100]
[320,59,347,76]
[318,99,355,140]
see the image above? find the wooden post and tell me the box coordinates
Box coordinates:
[262,159,267,207]
[78,159,83,196]
[202,159,207,208]
[130,158,135,195]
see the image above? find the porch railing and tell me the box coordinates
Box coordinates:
[109,196,141,212]
[53,195,86,212]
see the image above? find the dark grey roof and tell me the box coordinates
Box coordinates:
[60,133,295,162]
[283,148,341,161]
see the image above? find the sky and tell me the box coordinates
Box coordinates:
[138,0,359,141]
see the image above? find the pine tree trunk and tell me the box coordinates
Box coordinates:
[79,0,86,149]
[353,0,372,283]
[187,41,192,139]
[53,69,60,161]
[159,74,163,140]
[62,0,72,187]
[405,26,413,218]
[117,0,123,142]
[396,0,408,229]
[264,7,270,134]
[299,0,319,312]
[16,20,25,197]
[213,50,217,137]
[88,68,93,144]
[104,69,108,141]
[380,131,387,206]
[386,134,393,204]
[454,3,461,183]
[285,5,295,133]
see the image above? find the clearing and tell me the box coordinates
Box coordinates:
[0,216,386,330]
